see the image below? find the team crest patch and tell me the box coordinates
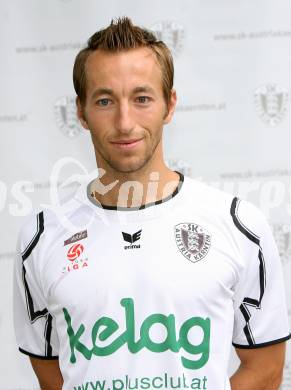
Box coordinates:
[175,223,211,263]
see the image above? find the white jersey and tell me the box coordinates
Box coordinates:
[13,173,290,390]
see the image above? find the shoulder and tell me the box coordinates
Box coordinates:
[17,189,90,254]
[183,176,234,215]
[183,176,270,237]
[230,197,271,244]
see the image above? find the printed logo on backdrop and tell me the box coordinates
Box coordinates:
[281,361,291,389]
[0,114,28,123]
[271,223,291,265]
[254,84,289,126]
[175,223,211,263]
[150,21,184,57]
[54,96,82,138]
[0,252,15,263]
[165,158,192,177]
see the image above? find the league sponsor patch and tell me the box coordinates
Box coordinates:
[63,243,88,274]
[67,243,84,261]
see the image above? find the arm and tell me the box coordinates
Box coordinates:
[13,214,61,388]
[230,342,286,390]
[230,200,290,389]
[30,357,63,390]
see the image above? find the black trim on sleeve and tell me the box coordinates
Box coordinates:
[22,211,48,323]
[233,333,291,349]
[19,347,59,360]
[230,197,266,347]
[44,313,53,357]
[22,266,48,323]
[20,212,55,358]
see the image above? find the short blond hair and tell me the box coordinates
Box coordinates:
[73,17,174,106]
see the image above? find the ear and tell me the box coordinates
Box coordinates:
[76,97,89,130]
[163,89,177,124]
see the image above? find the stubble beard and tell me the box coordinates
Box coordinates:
[95,133,162,175]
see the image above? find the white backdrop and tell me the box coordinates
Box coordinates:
[1,0,291,388]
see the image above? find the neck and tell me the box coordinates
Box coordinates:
[90,164,181,208]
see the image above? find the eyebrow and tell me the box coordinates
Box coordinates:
[91,88,113,99]
[90,85,156,100]
[133,86,156,95]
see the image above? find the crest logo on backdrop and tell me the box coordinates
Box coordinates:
[54,96,82,138]
[281,361,291,389]
[271,223,291,265]
[166,158,192,177]
[150,20,185,57]
[254,84,289,126]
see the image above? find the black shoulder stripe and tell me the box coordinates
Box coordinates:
[21,212,53,357]
[22,212,44,261]
[230,197,260,245]
[21,212,49,323]
[230,197,266,347]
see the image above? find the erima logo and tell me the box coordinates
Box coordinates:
[122,230,142,250]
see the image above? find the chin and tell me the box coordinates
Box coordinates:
[109,158,149,174]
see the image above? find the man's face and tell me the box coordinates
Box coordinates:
[77,47,176,174]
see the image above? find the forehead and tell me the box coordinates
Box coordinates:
[85,47,163,93]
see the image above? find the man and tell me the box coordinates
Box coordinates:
[14,17,290,390]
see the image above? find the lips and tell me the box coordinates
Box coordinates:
[110,138,142,144]
[110,138,143,149]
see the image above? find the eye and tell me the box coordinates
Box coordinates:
[136,96,150,104]
[96,98,111,107]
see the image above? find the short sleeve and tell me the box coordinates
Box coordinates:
[13,211,59,359]
[231,198,291,348]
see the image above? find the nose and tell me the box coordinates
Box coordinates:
[114,101,135,134]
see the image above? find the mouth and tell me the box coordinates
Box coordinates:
[110,138,143,149]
